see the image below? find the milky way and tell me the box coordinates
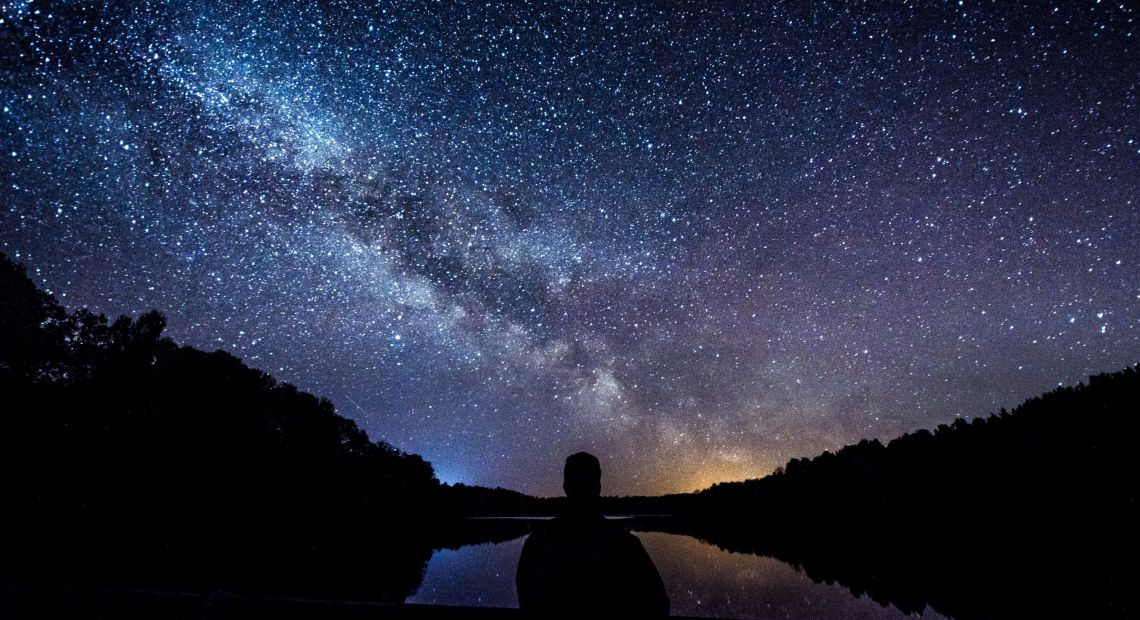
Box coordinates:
[2,1,1137,494]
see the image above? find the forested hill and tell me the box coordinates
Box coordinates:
[0,252,440,599]
[680,364,1139,618]
[695,364,1139,513]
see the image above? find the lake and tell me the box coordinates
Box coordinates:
[408,528,949,619]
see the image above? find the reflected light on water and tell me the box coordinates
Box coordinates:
[638,531,947,619]
[407,530,948,619]
[407,537,527,608]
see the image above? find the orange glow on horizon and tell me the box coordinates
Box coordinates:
[666,457,779,494]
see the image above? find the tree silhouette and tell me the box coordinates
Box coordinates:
[670,366,1139,618]
[0,252,440,601]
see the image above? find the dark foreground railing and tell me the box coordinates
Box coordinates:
[0,584,719,619]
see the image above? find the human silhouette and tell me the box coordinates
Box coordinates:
[516,452,669,618]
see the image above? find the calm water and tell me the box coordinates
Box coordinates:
[407,530,948,619]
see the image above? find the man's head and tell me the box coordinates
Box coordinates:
[563,452,601,500]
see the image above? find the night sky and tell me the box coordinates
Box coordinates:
[2,1,1137,495]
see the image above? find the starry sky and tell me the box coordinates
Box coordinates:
[2,0,1137,495]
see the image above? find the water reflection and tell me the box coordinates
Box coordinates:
[639,532,946,619]
[408,536,526,608]
[410,529,947,619]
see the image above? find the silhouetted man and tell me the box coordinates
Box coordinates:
[516,452,669,618]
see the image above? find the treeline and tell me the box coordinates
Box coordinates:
[434,484,684,517]
[678,366,1139,618]
[438,483,561,516]
[0,253,439,600]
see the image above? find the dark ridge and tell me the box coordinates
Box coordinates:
[0,252,439,601]
[672,365,1140,618]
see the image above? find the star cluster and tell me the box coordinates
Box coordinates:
[2,0,1137,494]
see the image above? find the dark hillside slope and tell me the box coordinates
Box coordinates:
[684,366,1139,618]
[0,253,439,601]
